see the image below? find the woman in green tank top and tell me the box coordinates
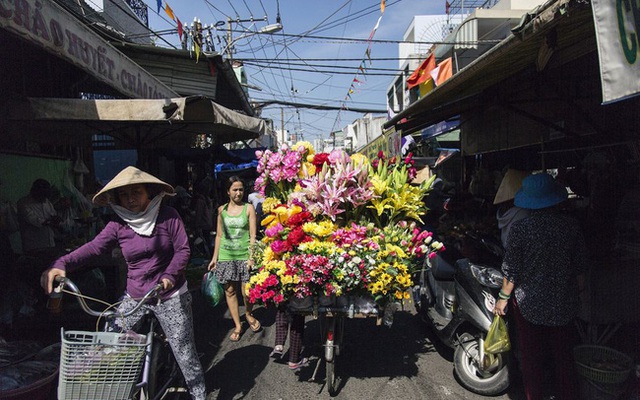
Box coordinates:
[208,176,261,341]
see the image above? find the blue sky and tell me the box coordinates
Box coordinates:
[146,1,444,143]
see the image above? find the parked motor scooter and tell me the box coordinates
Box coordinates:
[413,231,511,395]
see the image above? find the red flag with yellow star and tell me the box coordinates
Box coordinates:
[407,54,435,89]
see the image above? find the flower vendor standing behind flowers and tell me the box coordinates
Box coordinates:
[494,173,588,400]
[209,176,261,341]
[271,307,308,370]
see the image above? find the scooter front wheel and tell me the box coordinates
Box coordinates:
[453,333,510,396]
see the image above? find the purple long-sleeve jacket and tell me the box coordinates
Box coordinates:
[51,206,190,300]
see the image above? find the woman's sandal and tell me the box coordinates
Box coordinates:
[270,345,284,359]
[248,317,262,332]
[229,329,242,342]
[288,357,309,371]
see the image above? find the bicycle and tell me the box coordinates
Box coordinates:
[51,276,188,400]
[289,296,381,396]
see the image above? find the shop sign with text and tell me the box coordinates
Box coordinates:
[0,0,177,99]
[591,0,640,103]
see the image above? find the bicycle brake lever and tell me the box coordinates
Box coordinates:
[154,283,164,305]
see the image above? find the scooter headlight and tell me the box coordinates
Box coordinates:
[470,264,503,289]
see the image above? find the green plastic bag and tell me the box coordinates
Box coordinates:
[484,314,511,354]
[201,272,224,307]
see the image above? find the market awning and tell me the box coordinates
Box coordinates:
[384,0,593,135]
[3,95,268,148]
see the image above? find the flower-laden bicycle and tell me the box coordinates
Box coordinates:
[248,142,445,394]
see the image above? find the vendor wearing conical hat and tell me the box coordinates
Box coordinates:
[494,169,530,247]
[41,166,207,400]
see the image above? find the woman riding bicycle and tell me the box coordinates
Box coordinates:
[40,166,207,400]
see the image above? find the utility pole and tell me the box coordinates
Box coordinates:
[221,16,279,60]
[281,107,284,144]
[226,17,233,59]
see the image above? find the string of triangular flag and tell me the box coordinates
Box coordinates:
[155,0,213,63]
[329,0,386,138]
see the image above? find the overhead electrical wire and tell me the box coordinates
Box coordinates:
[243,60,405,72]
[244,64,402,76]
[150,0,444,139]
[128,26,501,47]
[60,0,397,139]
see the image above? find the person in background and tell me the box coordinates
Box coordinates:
[17,179,61,256]
[493,169,530,248]
[40,166,206,400]
[615,162,640,260]
[168,185,192,222]
[191,180,214,243]
[17,179,64,291]
[247,188,265,235]
[271,307,308,370]
[0,180,18,269]
[208,176,261,341]
[494,173,588,400]
[422,174,447,233]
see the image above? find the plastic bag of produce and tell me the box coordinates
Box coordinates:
[201,272,224,307]
[484,315,511,354]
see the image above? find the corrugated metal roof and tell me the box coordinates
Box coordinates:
[55,0,108,25]
[112,43,256,116]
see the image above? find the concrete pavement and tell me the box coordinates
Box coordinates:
[192,292,525,400]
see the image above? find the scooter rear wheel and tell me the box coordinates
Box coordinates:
[453,333,510,396]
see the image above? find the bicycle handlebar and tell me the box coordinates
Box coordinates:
[53,276,164,319]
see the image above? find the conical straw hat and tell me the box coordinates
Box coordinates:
[93,166,175,206]
[493,169,529,205]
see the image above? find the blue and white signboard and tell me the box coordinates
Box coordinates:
[421,118,460,140]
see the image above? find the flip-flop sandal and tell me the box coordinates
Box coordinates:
[288,357,309,371]
[270,345,284,359]
[229,330,242,342]
[249,318,262,332]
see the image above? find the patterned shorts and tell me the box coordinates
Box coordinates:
[215,259,250,283]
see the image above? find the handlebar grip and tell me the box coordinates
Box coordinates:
[48,276,66,313]
[52,275,66,292]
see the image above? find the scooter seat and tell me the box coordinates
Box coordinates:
[431,254,456,280]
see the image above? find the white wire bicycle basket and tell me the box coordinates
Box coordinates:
[58,328,149,400]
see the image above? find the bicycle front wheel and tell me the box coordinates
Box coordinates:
[326,359,337,395]
[323,314,341,396]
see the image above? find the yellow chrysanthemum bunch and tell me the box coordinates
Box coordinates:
[292,141,315,155]
[297,239,338,257]
[302,220,338,240]
[262,197,280,214]
[365,223,415,302]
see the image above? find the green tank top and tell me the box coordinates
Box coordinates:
[218,203,250,261]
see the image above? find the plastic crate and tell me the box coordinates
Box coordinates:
[58,329,148,400]
[573,345,633,385]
